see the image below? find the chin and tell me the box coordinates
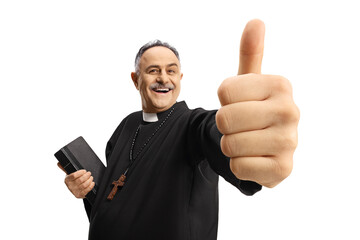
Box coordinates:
[154,102,173,111]
[151,99,175,112]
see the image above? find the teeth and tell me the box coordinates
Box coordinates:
[155,88,170,92]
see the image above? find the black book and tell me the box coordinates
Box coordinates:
[54,136,105,205]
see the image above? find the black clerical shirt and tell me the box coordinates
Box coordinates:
[86,101,261,240]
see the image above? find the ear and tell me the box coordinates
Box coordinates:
[131,72,139,90]
[180,73,183,81]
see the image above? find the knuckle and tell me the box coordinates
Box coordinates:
[81,178,92,189]
[220,135,234,157]
[74,170,85,178]
[274,102,299,125]
[286,103,300,124]
[229,158,239,177]
[267,158,293,187]
[216,108,230,134]
[276,130,298,152]
[293,104,301,123]
[217,78,232,105]
[74,178,82,185]
[272,75,292,94]
[288,129,298,150]
[229,158,246,180]
[69,173,76,180]
[79,181,87,189]
[72,171,81,177]
[278,158,293,180]
[81,188,90,197]
[66,174,74,181]
[88,183,94,191]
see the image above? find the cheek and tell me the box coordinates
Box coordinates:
[140,86,151,99]
[138,77,151,92]
[137,81,147,98]
[174,80,181,91]
[171,76,180,87]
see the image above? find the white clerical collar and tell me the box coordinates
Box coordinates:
[142,112,158,122]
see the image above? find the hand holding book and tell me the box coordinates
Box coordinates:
[58,164,95,199]
[55,136,106,205]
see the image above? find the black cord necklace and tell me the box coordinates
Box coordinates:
[129,107,174,166]
[107,107,175,200]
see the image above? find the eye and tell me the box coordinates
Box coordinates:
[168,69,176,74]
[149,69,159,74]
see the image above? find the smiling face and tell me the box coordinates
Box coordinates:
[131,46,183,113]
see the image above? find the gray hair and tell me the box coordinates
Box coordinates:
[134,40,180,75]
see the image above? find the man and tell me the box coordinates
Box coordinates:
[59,19,299,239]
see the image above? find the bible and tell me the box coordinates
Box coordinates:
[54,136,105,205]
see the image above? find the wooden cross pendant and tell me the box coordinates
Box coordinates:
[107,174,126,201]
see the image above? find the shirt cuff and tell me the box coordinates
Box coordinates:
[238,180,262,196]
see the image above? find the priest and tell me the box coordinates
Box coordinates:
[59,19,299,239]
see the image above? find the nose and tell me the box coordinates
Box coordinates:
[156,71,168,83]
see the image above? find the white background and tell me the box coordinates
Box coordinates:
[1,0,359,239]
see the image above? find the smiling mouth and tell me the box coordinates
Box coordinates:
[152,88,172,93]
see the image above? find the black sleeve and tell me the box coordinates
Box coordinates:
[188,108,262,196]
[83,199,92,221]
[105,116,129,164]
[83,116,129,221]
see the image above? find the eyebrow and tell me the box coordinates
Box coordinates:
[145,63,179,72]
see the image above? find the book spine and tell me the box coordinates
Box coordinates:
[54,149,77,174]
[62,146,83,172]
[55,146,97,206]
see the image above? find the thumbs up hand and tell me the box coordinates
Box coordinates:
[216,19,300,188]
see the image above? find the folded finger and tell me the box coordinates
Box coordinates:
[229,155,292,187]
[218,74,272,106]
[81,181,95,198]
[221,128,289,157]
[80,176,94,190]
[66,169,87,181]
[74,171,92,185]
[216,101,273,134]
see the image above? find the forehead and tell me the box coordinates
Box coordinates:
[140,46,180,68]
